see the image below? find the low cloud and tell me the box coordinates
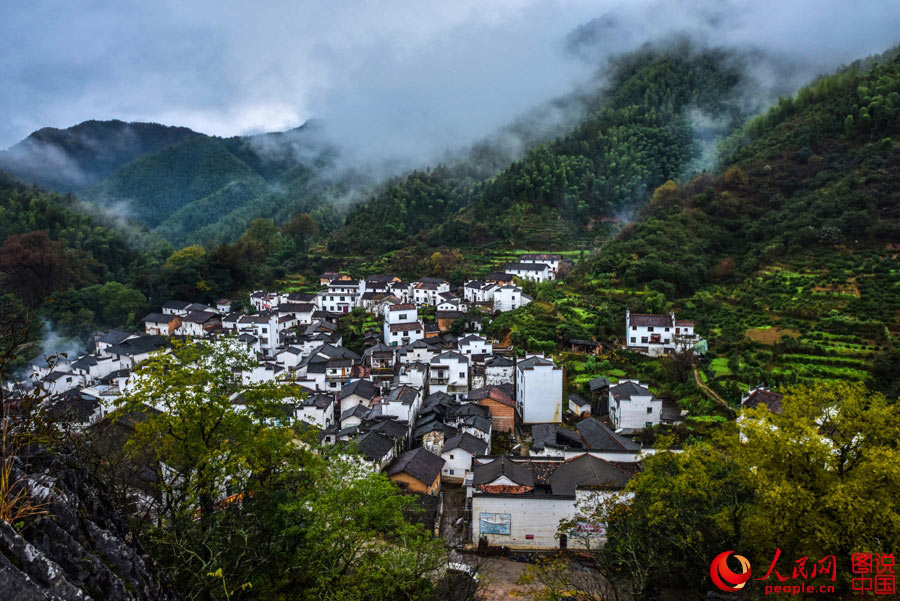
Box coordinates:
[1,0,898,184]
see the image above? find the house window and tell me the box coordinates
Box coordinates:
[646,407,653,414]
[641,337,648,344]
[631,326,636,331]
[630,337,636,343]
[450,454,454,459]
[459,372,465,378]
[448,469,454,475]
[664,327,670,332]
[648,326,654,332]
[646,421,653,428]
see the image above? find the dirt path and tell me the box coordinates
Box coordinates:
[692,365,730,411]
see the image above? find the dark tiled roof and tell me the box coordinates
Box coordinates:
[519,254,563,261]
[568,393,590,407]
[588,377,611,391]
[106,335,168,356]
[97,329,131,345]
[610,380,653,401]
[387,448,444,484]
[550,454,631,495]
[366,418,408,441]
[532,424,584,451]
[162,300,191,310]
[388,303,416,312]
[181,310,219,324]
[303,393,334,409]
[742,388,784,414]
[516,356,556,371]
[505,262,549,272]
[357,431,395,463]
[466,385,515,408]
[629,313,672,327]
[143,312,175,324]
[384,385,418,405]
[435,311,464,320]
[337,378,378,400]
[661,399,683,421]
[442,432,488,456]
[486,355,514,367]
[389,322,422,333]
[472,457,533,487]
[576,417,640,451]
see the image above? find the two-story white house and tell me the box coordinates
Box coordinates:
[236,312,281,356]
[429,351,470,397]
[316,279,361,314]
[608,379,662,430]
[294,392,336,428]
[505,262,552,282]
[518,254,566,277]
[383,304,425,347]
[440,432,488,484]
[516,355,563,424]
[458,334,492,357]
[493,285,533,312]
[409,278,451,306]
[624,310,699,356]
[463,280,499,304]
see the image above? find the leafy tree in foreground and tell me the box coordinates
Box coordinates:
[116,338,447,601]
[539,382,900,600]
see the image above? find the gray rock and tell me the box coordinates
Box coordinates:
[0,447,177,601]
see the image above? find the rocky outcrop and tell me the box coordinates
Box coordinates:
[0,447,177,601]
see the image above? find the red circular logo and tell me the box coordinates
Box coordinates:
[711,551,752,592]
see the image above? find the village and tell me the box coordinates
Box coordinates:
[21,253,784,555]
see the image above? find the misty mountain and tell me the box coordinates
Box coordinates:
[0,118,339,247]
[584,46,900,293]
[0,120,201,192]
[328,41,758,255]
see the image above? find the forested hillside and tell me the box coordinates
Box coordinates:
[0,120,337,248]
[329,42,751,254]
[0,120,200,191]
[480,47,900,403]
[586,48,900,292]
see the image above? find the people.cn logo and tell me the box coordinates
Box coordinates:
[711,551,752,592]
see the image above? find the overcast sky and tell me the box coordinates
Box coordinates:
[2,0,899,161]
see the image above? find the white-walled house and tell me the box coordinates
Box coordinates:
[463,280,499,304]
[143,312,180,336]
[516,355,563,424]
[608,380,662,430]
[493,285,532,312]
[383,304,425,347]
[429,351,470,397]
[624,310,700,356]
[470,455,631,550]
[295,392,335,428]
[505,262,552,282]
[518,254,566,277]
[337,378,379,415]
[409,278,451,306]
[316,280,360,314]
[440,432,488,484]
[397,339,441,365]
[236,313,281,356]
[484,355,515,386]
[277,302,316,325]
[176,310,221,338]
[457,334,492,357]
